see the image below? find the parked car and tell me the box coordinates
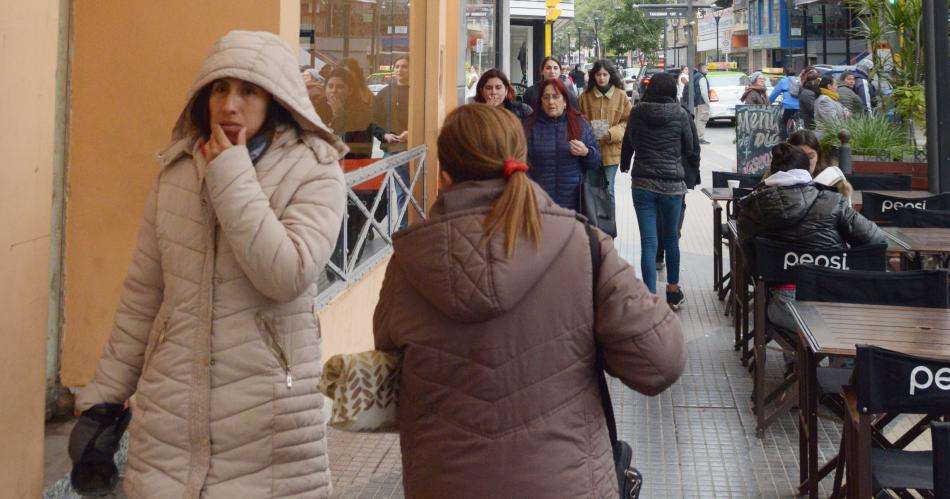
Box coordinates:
[623,66,641,100]
[706,71,751,123]
[637,66,668,97]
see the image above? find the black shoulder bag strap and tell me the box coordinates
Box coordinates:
[585,223,619,446]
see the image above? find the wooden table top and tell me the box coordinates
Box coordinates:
[790,301,950,360]
[851,190,932,209]
[882,227,950,253]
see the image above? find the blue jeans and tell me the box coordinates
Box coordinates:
[586,164,619,201]
[632,188,684,293]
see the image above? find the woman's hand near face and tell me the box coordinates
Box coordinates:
[569,139,589,157]
[203,124,246,162]
[328,93,345,117]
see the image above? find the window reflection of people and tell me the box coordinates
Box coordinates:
[465,64,479,100]
[370,56,410,154]
[370,56,412,229]
[473,68,532,119]
[315,67,374,158]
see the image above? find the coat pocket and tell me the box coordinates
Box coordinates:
[255,312,294,389]
[141,305,172,379]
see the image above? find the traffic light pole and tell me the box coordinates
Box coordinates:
[923,0,950,192]
[686,0,695,114]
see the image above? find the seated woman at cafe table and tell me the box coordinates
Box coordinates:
[737,143,885,332]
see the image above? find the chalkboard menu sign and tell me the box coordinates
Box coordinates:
[735,105,781,175]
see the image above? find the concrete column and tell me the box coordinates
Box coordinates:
[0,0,63,495]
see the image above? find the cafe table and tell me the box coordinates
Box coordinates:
[789,301,950,498]
[882,227,950,270]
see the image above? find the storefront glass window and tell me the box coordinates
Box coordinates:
[300,0,414,285]
[464,1,497,100]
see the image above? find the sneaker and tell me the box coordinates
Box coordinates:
[699,139,711,144]
[666,288,686,310]
[656,260,666,271]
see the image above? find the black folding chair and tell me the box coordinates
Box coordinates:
[748,239,887,437]
[896,208,950,229]
[844,346,950,498]
[712,171,763,189]
[847,174,913,191]
[934,422,950,499]
[711,173,760,304]
[794,265,949,496]
[861,192,950,223]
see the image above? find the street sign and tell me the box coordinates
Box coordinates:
[644,10,688,18]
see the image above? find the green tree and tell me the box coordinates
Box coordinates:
[567,0,665,61]
[603,0,665,59]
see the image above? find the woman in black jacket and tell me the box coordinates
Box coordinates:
[620,72,697,308]
[798,72,821,130]
[737,143,885,330]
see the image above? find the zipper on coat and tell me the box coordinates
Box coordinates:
[255,312,293,389]
[143,316,170,376]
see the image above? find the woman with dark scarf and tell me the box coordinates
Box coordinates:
[473,68,533,119]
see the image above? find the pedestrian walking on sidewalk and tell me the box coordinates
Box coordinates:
[373,103,685,499]
[798,70,821,130]
[473,68,533,119]
[621,72,696,308]
[814,76,851,138]
[837,71,866,117]
[523,56,579,114]
[73,31,346,499]
[684,63,711,144]
[656,107,701,274]
[579,59,632,201]
[741,74,770,105]
[769,67,802,140]
[523,78,602,211]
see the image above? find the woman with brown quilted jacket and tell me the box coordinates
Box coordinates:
[74,31,346,498]
[373,104,685,498]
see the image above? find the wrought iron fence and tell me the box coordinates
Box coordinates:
[315,145,428,306]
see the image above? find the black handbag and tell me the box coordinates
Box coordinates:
[69,403,131,496]
[579,169,617,238]
[586,224,643,499]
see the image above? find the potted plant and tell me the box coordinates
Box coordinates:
[818,114,928,188]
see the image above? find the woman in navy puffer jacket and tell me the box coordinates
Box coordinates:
[523,78,601,211]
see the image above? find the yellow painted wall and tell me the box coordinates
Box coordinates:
[319,257,391,359]
[62,1,300,386]
[0,0,62,495]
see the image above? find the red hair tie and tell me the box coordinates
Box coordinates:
[503,159,529,179]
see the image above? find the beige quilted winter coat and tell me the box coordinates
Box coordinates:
[76,31,346,498]
[374,179,686,498]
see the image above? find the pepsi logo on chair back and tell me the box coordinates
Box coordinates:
[753,238,887,282]
[856,345,950,414]
[881,199,927,213]
[783,251,849,270]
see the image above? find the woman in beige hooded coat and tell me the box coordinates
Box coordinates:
[75,31,346,498]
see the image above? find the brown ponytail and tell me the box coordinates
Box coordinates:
[437,104,542,257]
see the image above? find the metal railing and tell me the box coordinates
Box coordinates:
[316,145,428,307]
